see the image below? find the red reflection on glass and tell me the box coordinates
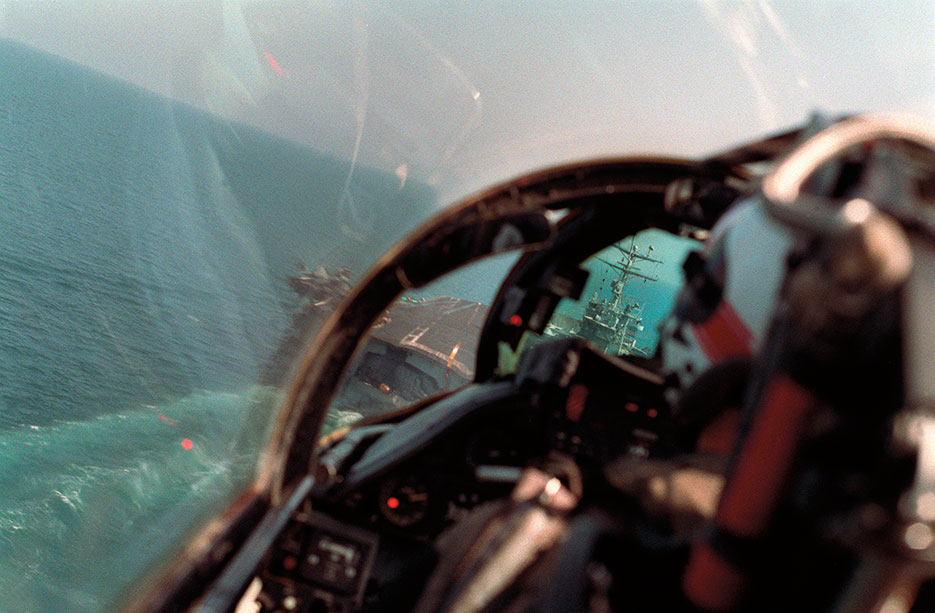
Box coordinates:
[263,52,285,77]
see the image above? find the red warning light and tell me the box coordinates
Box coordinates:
[647,409,658,419]
[181,438,194,450]
[508,314,523,327]
[282,555,298,571]
[386,497,400,510]
[625,402,639,413]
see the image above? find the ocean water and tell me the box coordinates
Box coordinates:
[0,41,434,611]
[1,36,690,611]
[0,387,278,610]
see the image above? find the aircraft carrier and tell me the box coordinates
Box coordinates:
[264,266,488,418]
[331,295,488,417]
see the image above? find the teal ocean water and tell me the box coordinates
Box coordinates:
[0,38,691,611]
[0,41,434,611]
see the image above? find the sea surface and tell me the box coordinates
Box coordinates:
[0,38,693,612]
[0,41,433,611]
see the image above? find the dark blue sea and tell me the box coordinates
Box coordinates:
[0,38,694,612]
[0,41,435,611]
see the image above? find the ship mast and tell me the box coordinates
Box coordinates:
[591,237,662,355]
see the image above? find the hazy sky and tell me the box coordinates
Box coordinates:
[3,1,933,206]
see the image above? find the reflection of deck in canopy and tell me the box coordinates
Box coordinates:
[369,297,488,379]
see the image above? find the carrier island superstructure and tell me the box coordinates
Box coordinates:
[549,240,662,357]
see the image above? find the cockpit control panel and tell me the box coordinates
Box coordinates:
[263,511,378,613]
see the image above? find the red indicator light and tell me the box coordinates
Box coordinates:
[508,314,523,327]
[283,555,297,571]
[386,497,400,510]
[565,384,588,422]
[181,438,194,450]
[647,409,658,418]
[625,402,639,413]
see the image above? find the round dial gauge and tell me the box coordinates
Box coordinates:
[377,474,431,528]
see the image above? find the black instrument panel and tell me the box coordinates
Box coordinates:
[256,341,669,612]
[257,436,523,612]
[263,511,379,613]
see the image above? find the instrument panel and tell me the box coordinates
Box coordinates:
[264,510,379,613]
[254,342,668,612]
[325,466,456,536]
[257,433,527,612]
